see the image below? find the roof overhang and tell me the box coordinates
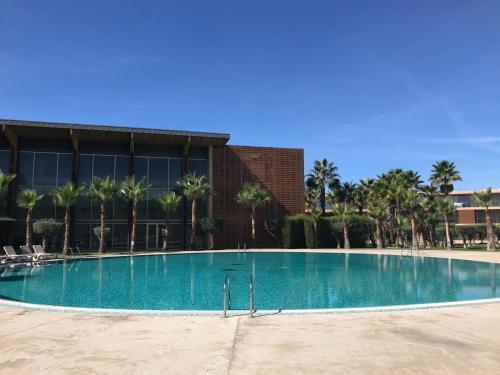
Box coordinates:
[0,118,230,146]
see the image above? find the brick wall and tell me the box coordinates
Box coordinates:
[457,210,476,224]
[212,145,304,248]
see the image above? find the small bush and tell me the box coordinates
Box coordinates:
[281,214,307,248]
[33,218,63,251]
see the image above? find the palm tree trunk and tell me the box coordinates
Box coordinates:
[343,221,350,249]
[26,210,32,248]
[190,199,197,249]
[209,232,214,250]
[320,187,325,215]
[251,208,256,247]
[411,215,417,250]
[444,214,452,250]
[63,207,70,257]
[375,218,383,249]
[163,216,170,251]
[486,209,496,251]
[396,205,402,247]
[99,203,105,255]
[428,227,433,248]
[130,202,137,253]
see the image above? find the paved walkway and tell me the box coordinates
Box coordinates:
[1,249,500,374]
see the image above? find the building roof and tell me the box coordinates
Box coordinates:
[0,118,230,146]
[450,189,500,195]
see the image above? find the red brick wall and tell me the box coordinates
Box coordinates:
[212,145,304,248]
[457,210,476,224]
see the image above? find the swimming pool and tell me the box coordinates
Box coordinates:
[0,252,499,312]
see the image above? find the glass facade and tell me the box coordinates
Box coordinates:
[475,210,500,224]
[133,155,183,249]
[8,138,211,252]
[75,153,130,251]
[0,149,10,215]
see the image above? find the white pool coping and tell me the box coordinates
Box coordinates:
[1,249,500,316]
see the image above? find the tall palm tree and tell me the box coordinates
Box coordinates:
[402,189,422,250]
[339,181,357,205]
[178,172,211,249]
[436,197,456,250]
[120,176,149,253]
[87,177,117,254]
[236,183,272,247]
[368,200,388,249]
[157,191,182,251]
[53,182,85,257]
[306,159,340,215]
[430,160,462,196]
[17,189,44,248]
[473,188,496,251]
[332,202,356,249]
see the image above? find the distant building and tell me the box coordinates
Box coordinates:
[451,189,500,225]
[0,119,304,250]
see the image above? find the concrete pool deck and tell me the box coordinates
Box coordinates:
[1,249,500,374]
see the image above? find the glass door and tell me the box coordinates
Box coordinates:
[146,224,158,250]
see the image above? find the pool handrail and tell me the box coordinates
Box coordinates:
[223,275,231,318]
[249,274,254,318]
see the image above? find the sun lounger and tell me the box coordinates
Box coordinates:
[32,245,56,260]
[2,246,32,264]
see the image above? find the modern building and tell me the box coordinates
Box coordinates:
[0,119,304,251]
[451,189,500,225]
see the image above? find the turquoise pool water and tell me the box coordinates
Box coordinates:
[0,252,499,311]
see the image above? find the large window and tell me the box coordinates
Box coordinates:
[76,154,130,222]
[17,151,73,220]
[452,195,471,208]
[475,210,500,224]
[133,156,182,221]
[0,149,10,215]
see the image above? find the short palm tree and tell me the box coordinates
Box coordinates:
[402,189,422,250]
[421,197,438,247]
[201,216,223,250]
[87,177,117,254]
[308,206,322,248]
[436,197,456,250]
[157,191,182,251]
[473,188,496,251]
[17,189,44,248]
[120,176,149,253]
[306,159,340,215]
[430,160,462,196]
[332,202,356,249]
[53,182,85,257]
[178,173,211,249]
[236,183,272,247]
[0,170,15,194]
[368,200,388,249]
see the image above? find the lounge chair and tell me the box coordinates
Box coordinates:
[32,245,56,260]
[2,246,32,264]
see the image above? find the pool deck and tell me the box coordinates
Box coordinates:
[1,249,500,374]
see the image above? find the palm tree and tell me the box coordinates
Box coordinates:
[17,189,44,248]
[157,191,182,251]
[236,183,272,247]
[421,197,438,247]
[402,189,422,250]
[305,187,320,210]
[368,200,388,249]
[53,182,85,257]
[87,177,117,254]
[201,216,223,250]
[473,188,496,251]
[308,206,322,248]
[306,159,340,215]
[120,176,149,253]
[0,170,15,194]
[178,172,211,249]
[332,202,356,249]
[436,197,456,250]
[430,160,462,196]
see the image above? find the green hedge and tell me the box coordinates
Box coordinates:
[281,214,372,249]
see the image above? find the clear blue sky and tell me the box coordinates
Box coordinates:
[1,1,499,189]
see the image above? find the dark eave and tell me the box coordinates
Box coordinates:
[0,118,230,146]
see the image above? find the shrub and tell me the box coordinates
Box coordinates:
[33,218,63,251]
[281,214,307,248]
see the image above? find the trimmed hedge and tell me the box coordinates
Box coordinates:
[281,214,373,249]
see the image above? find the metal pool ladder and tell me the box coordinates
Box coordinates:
[223,275,231,317]
[249,274,254,318]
